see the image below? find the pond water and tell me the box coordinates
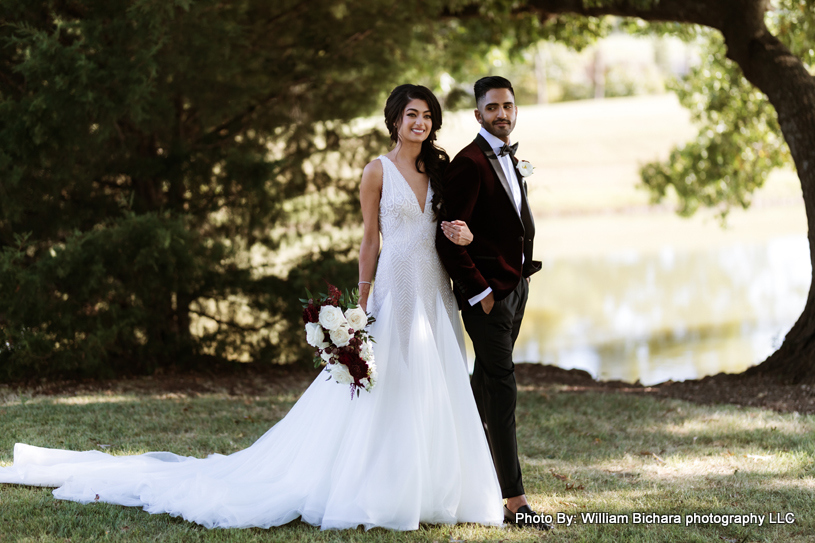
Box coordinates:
[466,235,811,385]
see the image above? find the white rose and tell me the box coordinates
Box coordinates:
[329,362,354,385]
[318,305,346,331]
[320,350,333,364]
[305,322,328,348]
[360,340,375,362]
[517,160,534,177]
[329,326,352,347]
[345,307,368,331]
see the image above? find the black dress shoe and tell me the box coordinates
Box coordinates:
[504,504,553,531]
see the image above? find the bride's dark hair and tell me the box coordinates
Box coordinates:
[383,84,449,219]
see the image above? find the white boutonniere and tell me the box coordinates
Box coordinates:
[517,160,534,177]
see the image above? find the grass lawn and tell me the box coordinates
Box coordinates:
[1,372,813,542]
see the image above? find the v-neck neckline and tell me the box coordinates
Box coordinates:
[381,155,429,214]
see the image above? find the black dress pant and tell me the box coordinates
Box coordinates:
[461,278,528,499]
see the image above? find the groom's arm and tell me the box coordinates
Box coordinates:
[436,156,490,300]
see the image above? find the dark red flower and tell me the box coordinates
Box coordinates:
[347,362,368,381]
[336,351,362,376]
[337,351,368,382]
[324,282,342,306]
[302,300,320,324]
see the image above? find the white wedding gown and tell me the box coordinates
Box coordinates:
[0,155,504,531]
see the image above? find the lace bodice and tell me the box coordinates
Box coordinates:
[369,156,459,350]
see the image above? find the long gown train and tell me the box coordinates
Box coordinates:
[0,155,504,530]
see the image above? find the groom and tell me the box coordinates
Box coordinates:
[436,76,548,530]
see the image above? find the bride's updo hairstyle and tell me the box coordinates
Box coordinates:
[384,84,450,219]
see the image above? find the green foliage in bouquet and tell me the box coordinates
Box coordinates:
[300,285,362,313]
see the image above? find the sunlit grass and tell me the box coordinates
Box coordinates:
[1,376,813,542]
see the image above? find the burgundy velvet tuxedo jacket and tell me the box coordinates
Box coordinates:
[436,134,542,309]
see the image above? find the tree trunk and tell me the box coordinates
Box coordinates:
[727,27,815,384]
[522,0,815,383]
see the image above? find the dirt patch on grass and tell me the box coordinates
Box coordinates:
[0,364,316,402]
[4,363,815,415]
[514,364,815,414]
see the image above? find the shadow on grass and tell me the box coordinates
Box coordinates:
[517,391,815,462]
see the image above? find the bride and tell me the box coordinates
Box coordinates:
[0,84,504,531]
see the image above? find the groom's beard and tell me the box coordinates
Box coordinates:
[483,120,514,139]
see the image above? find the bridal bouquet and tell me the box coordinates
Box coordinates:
[301,283,377,397]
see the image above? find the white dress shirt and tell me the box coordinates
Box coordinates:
[468,127,523,307]
[479,127,522,213]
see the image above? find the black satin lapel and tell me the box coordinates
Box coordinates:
[513,162,536,231]
[518,172,535,236]
[474,135,521,220]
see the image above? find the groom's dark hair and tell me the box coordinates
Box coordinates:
[474,76,515,106]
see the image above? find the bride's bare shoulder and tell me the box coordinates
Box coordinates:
[363,157,383,175]
[361,158,384,190]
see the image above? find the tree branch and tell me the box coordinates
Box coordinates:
[189,309,265,333]
[0,65,25,95]
[195,77,311,149]
[445,0,765,34]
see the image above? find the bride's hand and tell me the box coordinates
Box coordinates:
[441,220,473,246]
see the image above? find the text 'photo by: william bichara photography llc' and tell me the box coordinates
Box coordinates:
[533,511,798,528]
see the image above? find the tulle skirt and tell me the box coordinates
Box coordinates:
[0,292,503,531]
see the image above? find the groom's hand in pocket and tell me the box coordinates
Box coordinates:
[481,292,495,314]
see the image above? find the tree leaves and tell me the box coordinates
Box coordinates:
[640,33,790,220]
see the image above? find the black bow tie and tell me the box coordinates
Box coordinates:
[498,142,518,158]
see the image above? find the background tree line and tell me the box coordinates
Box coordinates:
[1,0,813,383]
